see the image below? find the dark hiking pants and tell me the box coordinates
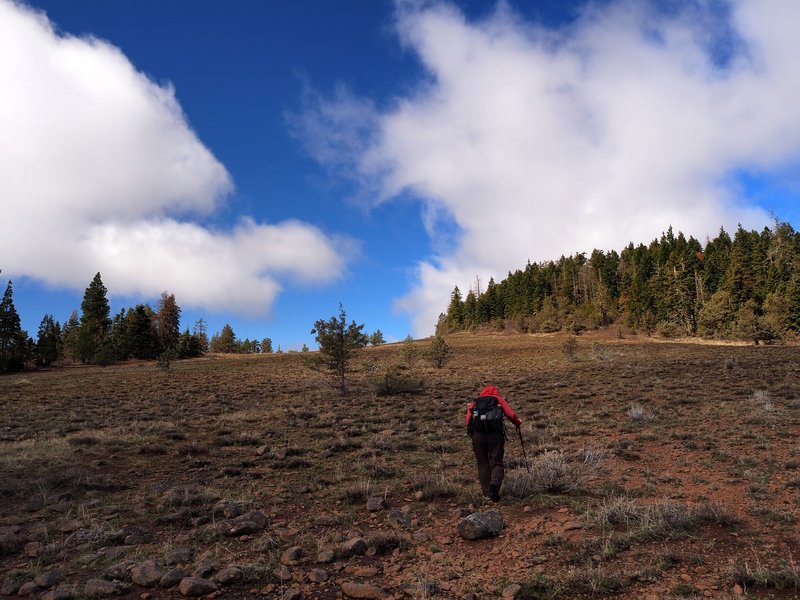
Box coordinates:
[471,430,505,495]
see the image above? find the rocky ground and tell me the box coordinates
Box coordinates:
[1,331,799,599]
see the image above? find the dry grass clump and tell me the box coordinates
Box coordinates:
[504,449,600,497]
[626,404,656,423]
[409,472,461,500]
[339,479,373,505]
[731,559,800,591]
[366,530,411,554]
[591,497,741,539]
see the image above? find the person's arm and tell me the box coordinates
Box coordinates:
[497,396,522,428]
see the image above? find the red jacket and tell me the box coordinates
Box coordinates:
[465,385,522,429]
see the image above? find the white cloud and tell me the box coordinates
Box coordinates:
[0,0,351,315]
[297,0,800,336]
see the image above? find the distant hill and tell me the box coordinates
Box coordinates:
[440,222,800,342]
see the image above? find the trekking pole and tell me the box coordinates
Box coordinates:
[517,427,532,474]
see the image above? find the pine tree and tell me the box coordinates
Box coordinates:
[210,324,237,353]
[261,337,273,353]
[311,304,368,395]
[36,314,61,367]
[0,280,28,372]
[61,309,80,362]
[76,273,111,362]
[192,318,209,353]
[446,286,464,332]
[369,330,386,346]
[155,292,181,353]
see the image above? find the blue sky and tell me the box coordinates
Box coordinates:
[2,0,799,350]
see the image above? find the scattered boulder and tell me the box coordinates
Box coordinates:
[308,569,329,583]
[164,547,192,566]
[317,549,336,563]
[457,510,504,540]
[367,497,388,512]
[103,561,133,582]
[340,537,368,557]
[215,566,242,585]
[282,589,303,600]
[16,582,39,597]
[340,581,389,600]
[274,565,292,582]
[2,571,30,596]
[34,570,63,589]
[131,560,166,587]
[160,568,190,589]
[502,583,522,599]
[84,579,121,598]
[24,542,41,558]
[212,499,246,519]
[280,546,305,566]
[41,585,76,600]
[178,577,217,597]
[387,510,412,528]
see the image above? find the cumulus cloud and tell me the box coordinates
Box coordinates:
[296,0,800,336]
[0,0,350,315]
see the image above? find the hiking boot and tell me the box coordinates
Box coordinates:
[489,484,500,503]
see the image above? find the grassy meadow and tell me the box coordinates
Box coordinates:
[1,331,799,599]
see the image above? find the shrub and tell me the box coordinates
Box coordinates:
[626,404,656,423]
[425,334,450,368]
[373,366,424,395]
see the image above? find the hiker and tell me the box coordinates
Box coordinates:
[465,385,522,502]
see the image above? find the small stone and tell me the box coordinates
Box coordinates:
[280,546,304,566]
[341,537,368,557]
[41,585,76,600]
[282,589,302,600]
[178,577,217,597]
[680,573,692,583]
[413,491,425,501]
[388,510,412,528]
[104,561,134,582]
[273,565,292,581]
[215,567,241,585]
[502,583,521,599]
[317,550,336,563]
[164,547,192,566]
[131,560,166,587]
[340,581,389,599]
[562,521,583,531]
[367,497,388,512]
[308,569,329,583]
[35,570,63,589]
[457,510,505,540]
[17,582,39,597]
[160,569,190,589]
[732,584,744,596]
[84,579,120,598]
[24,541,42,557]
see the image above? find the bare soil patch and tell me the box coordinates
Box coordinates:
[1,331,799,599]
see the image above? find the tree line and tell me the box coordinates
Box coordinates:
[0,272,278,372]
[440,222,800,342]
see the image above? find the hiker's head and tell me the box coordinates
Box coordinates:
[480,385,500,397]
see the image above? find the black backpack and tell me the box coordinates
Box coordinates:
[469,395,504,434]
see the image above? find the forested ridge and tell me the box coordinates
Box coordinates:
[440,222,800,342]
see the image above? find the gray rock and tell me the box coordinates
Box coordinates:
[34,570,63,589]
[316,549,336,563]
[388,510,412,528]
[40,585,76,600]
[367,497,388,512]
[16,582,39,597]
[308,569,329,583]
[273,565,292,581]
[131,560,166,587]
[160,568,190,589]
[84,579,120,598]
[502,583,522,599]
[212,499,245,519]
[282,589,303,600]
[178,577,217,597]
[341,537,368,557]
[215,566,242,585]
[1,571,29,596]
[280,546,304,566]
[103,561,133,582]
[192,557,218,579]
[164,547,192,566]
[457,510,505,540]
